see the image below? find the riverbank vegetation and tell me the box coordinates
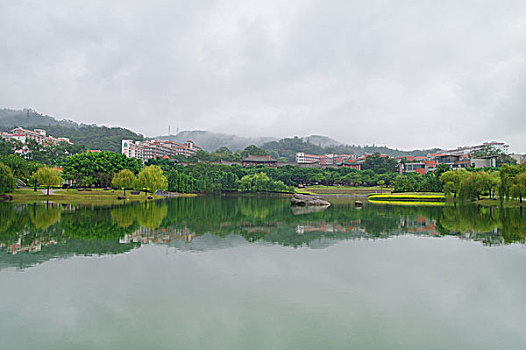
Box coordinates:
[1,146,526,206]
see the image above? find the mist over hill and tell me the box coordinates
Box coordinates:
[1,108,441,157]
[302,135,342,147]
[155,130,277,152]
[156,130,441,160]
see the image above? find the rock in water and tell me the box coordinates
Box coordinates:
[290,194,331,207]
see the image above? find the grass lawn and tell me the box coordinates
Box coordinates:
[9,188,166,205]
[369,192,446,202]
[296,185,393,195]
[474,198,526,207]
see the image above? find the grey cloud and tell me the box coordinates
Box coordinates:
[1,0,526,151]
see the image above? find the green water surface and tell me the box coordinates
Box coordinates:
[1,196,526,349]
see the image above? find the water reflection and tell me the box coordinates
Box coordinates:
[1,196,525,269]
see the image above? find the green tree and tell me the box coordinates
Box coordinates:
[1,154,29,180]
[135,165,168,196]
[112,169,137,197]
[33,167,62,195]
[0,163,16,194]
[0,139,19,156]
[513,172,526,203]
[440,169,468,198]
[62,151,142,187]
[361,153,398,174]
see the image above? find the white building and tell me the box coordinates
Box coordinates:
[122,139,201,162]
[445,141,509,156]
[1,127,72,146]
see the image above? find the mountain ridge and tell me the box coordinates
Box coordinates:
[1,108,441,157]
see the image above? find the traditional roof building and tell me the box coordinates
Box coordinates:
[242,155,277,167]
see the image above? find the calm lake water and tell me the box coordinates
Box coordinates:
[1,196,526,349]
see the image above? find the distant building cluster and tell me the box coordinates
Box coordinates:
[294,141,524,174]
[296,153,354,166]
[1,127,73,146]
[443,141,509,156]
[121,139,201,162]
[398,142,516,175]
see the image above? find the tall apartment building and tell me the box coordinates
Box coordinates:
[121,139,201,162]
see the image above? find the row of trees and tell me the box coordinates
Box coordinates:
[439,164,526,202]
[146,159,399,190]
[0,160,61,195]
[112,166,168,196]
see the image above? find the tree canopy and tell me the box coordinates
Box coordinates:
[135,165,168,194]
[33,167,62,195]
[0,163,16,194]
[62,151,143,187]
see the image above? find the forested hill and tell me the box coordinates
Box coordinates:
[155,130,277,152]
[0,108,143,152]
[261,137,441,161]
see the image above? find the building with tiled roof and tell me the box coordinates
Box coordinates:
[242,155,277,167]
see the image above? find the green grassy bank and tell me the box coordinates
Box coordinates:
[7,188,167,205]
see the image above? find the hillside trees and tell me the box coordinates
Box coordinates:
[1,154,29,180]
[0,139,21,157]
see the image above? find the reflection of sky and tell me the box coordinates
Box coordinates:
[1,237,526,349]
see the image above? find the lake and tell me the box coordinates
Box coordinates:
[1,196,526,349]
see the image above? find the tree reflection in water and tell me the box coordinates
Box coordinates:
[1,196,525,269]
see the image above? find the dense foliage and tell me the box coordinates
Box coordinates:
[33,167,62,195]
[392,164,450,193]
[145,160,399,193]
[499,164,526,202]
[0,163,16,194]
[440,169,501,201]
[111,169,137,196]
[31,124,143,153]
[0,138,84,166]
[62,151,143,187]
[135,165,168,194]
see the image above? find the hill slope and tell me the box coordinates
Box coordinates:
[261,137,441,161]
[155,130,277,152]
[0,108,143,152]
[302,135,342,147]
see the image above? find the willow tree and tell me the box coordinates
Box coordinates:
[440,169,468,198]
[135,165,167,196]
[112,169,136,197]
[0,163,16,194]
[33,167,62,195]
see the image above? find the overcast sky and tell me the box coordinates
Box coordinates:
[1,1,526,152]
